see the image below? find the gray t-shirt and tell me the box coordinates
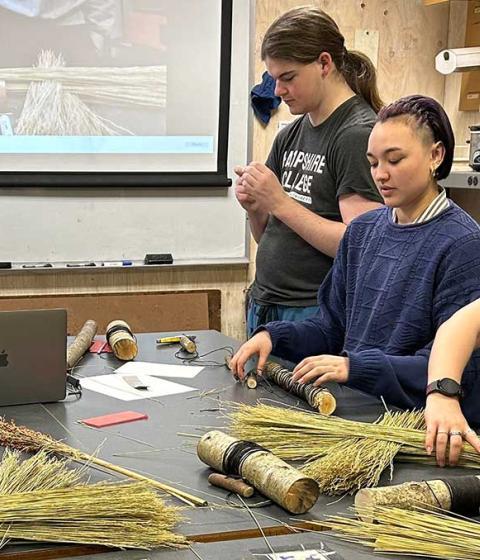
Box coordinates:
[251,95,382,307]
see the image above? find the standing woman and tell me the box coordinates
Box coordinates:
[230,95,480,440]
[235,7,383,336]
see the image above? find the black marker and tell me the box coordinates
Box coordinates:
[22,263,53,269]
[66,262,96,267]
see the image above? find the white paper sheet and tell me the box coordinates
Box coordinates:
[114,361,204,379]
[81,373,196,401]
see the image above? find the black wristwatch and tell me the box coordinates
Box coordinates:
[426,378,464,398]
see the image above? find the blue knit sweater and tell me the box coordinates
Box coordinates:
[264,204,480,426]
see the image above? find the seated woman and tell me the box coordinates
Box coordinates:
[230,95,480,451]
[426,298,480,466]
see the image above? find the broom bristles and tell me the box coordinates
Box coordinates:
[0,449,86,494]
[227,403,480,494]
[323,506,480,559]
[0,449,187,550]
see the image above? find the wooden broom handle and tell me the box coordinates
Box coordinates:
[73,452,207,507]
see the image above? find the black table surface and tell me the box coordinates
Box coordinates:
[0,330,471,559]
[66,531,421,560]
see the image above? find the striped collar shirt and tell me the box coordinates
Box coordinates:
[392,187,450,224]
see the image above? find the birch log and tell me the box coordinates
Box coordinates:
[66,320,98,369]
[355,479,454,521]
[197,430,319,514]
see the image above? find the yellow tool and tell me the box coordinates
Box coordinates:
[156,335,197,354]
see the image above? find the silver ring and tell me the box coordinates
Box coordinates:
[449,430,463,437]
[437,430,449,434]
[464,428,476,436]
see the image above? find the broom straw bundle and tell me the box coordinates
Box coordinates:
[0,450,186,550]
[15,51,133,136]
[0,418,206,507]
[302,409,425,494]
[228,403,480,493]
[0,449,86,494]
[0,482,186,550]
[322,506,480,560]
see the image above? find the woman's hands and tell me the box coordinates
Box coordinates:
[292,354,350,385]
[230,347,350,385]
[424,394,480,466]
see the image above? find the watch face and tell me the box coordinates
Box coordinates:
[438,378,461,395]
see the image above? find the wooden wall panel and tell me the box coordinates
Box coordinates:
[0,267,247,340]
[253,0,449,167]
[0,290,220,335]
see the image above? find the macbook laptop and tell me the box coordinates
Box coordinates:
[0,308,67,406]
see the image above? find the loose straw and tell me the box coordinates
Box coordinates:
[16,51,134,136]
[0,483,186,550]
[302,409,424,494]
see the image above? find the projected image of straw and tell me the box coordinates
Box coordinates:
[0,52,167,108]
[15,51,133,136]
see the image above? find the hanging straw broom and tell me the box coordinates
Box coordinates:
[0,417,206,507]
[228,403,480,494]
[322,506,480,560]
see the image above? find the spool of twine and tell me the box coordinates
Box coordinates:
[106,320,138,361]
[197,430,319,514]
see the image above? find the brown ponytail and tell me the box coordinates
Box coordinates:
[261,6,384,113]
[343,50,383,113]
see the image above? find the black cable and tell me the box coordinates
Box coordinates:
[66,374,82,399]
[177,345,235,367]
[225,492,272,508]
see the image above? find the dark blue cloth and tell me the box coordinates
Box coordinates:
[260,204,480,426]
[250,71,281,124]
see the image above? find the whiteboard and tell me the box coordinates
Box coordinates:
[0,1,251,266]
